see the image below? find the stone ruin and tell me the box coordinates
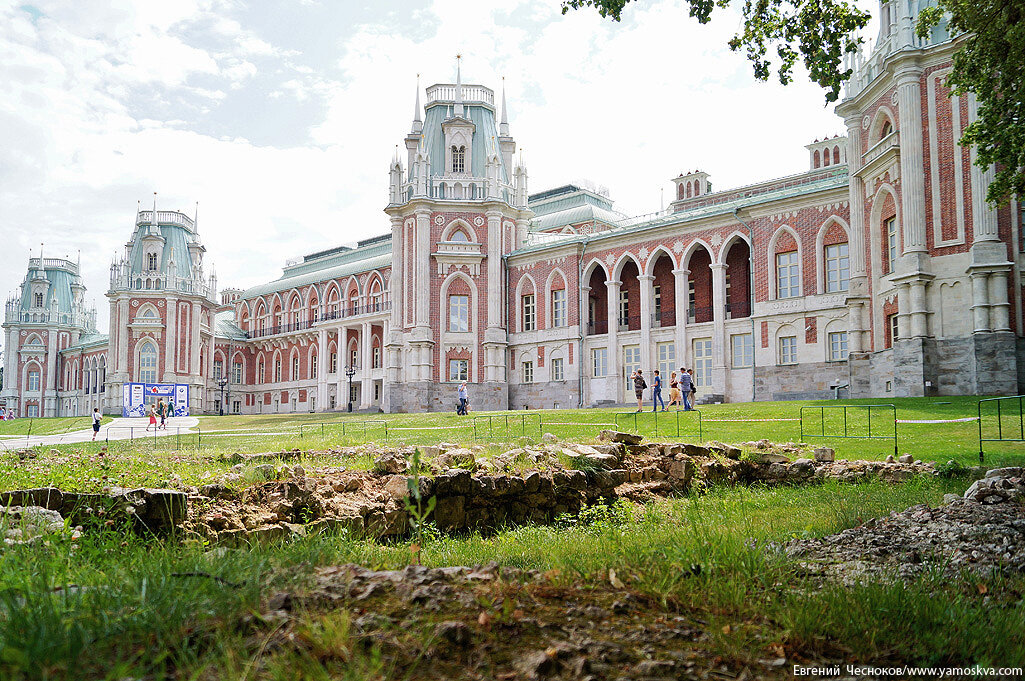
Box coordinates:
[1,431,945,546]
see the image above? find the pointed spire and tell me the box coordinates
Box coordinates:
[152,192,157,225]
[454,54,463,117]
[500,76,510,136]
[411,74,423,134]
[194,201,199,231]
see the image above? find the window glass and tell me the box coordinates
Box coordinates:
[522,294,536,331]
[731,333,753,368]
[522,361,533,383]
[623,345,641,392]
[886,217,898,273]
[776,251,800,298]
[657,342,675,380]
[592,348,607,377]
[449,358,468,381]
[27,370,41,391]
[778,336,797,364]
[449,295,469,332]
[139,343,158,383]
[551,357,565,381]
[692,339,712,386]
[825,243,850,292]
[551,289,566,327]
[828,331,849,361]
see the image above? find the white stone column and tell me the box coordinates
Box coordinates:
[163,297,177,382]
[580,285,591,331]
[909,280,929,338]
[638,274,654,372]
[389,217,403,328]
[710,264,727,367]
[117,299,130,380]
[897,284,912,340]
[971,273,991,332]
[317,328,328,409]
[335,328,346,408]
[44,326,58,416]
[415,210,431,328]
[989,271,1011,331]
[847,303,864,354]
[486,210,503,328]
[896,68,928,255]
[968,94,1000,243]
[360,321,373,409]
[672,269,689,368]
[605,279,622,400]
[844,117,868,282]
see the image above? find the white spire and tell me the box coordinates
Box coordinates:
[500,76,509,136]
[151,192,157,225]
[454,54,463,117]
[411,74,423,134]
[194,201,199,230]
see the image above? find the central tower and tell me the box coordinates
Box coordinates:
[383,62,532,411]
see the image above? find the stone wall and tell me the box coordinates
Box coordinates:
[508,380,580,411]
[754,361,848,401]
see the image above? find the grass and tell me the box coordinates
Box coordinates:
[0,416,112,439]
[0,477,1021,680]
[1,396,1021,493]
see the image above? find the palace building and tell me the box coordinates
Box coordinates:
[3,2,1023,417]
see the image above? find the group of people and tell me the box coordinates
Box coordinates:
[0,407,15,421]
[146,398,173,431]
[631,367,698,413]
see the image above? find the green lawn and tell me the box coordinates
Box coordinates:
[0,415,112,439]
[1,477,1021,680]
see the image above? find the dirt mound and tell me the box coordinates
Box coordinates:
[254,563,782,680]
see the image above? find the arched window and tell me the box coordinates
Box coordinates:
[833,146,840,164]
[291,355,300,381]
[677,184,685,200]
[139,341,158,384]
[813,150,821,168]
[880,120,892,138]
[823,150,830,166]
[686,183,692,198]
[776,251,800,299]
[147,253,158,271]
[33,292,44,308]
[452,145,466,173]
[274,358,282,383]
[694,183,700,196]
[824,243,850,292]
[450,230,469,242]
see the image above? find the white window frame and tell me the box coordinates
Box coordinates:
[292,356,300,381]
[522,294,536,331]
[778,336,798,365]
[27,370,41,392]
[232,361,243,384]
[731,333,753,368]
[828,331,849,361]
[449,358,469,382]
[522,361,534,384]
[890,313,899,345]
[657,342,675,381]
[449,294,469,332]
[824,243,850,293]
[692,338,712,387]
[886,216,898,274]
[623,345,641,392]
[551,289,567,328]
[776,251,800,299]
[139,343,158,384]
[551,357,565,381]
[592,347,608,378]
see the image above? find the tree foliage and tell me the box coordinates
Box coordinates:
[561,0,870,103]
[918,0,1024,206]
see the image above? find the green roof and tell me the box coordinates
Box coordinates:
[215,311,248,340]
[240,239,392,300]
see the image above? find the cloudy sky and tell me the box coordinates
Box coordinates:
[0,0,875,337]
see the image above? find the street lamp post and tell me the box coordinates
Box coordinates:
[345,365,357,413]
[217,376,227,416]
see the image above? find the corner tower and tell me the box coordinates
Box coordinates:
[384,62,532,411]
[106,200,221,414]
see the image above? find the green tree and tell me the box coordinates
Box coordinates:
[917,1,1024,206]
[561,0,870,103]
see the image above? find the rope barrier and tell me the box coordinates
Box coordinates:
[896,417,979,424]
[701,418,800,422]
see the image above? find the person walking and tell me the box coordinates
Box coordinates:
[91,408,102,441]
[652,369,666,412]
[678,367,694,411]
[457,382,468,416]
[687,368,697,408]
[668,371,682,408]
[146,403,157,432]
[156,398,167,430]
[631,369,647,412]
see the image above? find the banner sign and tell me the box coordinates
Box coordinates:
[122,383,191,417]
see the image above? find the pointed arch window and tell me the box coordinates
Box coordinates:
[452,145,466,173]
[147,253,158,271]
[450,229,469,242]
[880,120,893,138]
[139,342,158,384]
[33,292,44,308]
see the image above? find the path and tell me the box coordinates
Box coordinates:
[0,416,200,448]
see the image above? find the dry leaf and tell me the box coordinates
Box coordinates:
[722,624,732,634]
[609,568,625,589]
[977,583,988,595]
[477,612,492,628]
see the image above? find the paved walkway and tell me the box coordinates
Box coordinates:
[0,416,200,448]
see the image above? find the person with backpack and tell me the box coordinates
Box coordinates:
[631,369,647,413]
[652,369,666,412]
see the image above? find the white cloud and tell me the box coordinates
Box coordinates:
[0,0,875,346]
